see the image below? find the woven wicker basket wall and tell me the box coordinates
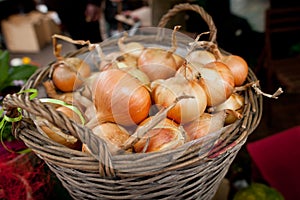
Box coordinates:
[2,4,263,200]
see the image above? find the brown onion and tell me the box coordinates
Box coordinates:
[137,26,181,81]
[137,48,178,81]
[52,57,91,92]
[133,117,185,153]
[90,122,131,155]
[173,53,186,69]
[177,61,235,107]
[92,68,151,126]
[118,34,145,58]
[151,76,207,124]
[198,61,235,106]
[183,111,226,142]
[187,50,216,66]
[37,105,83,150]
[121,67,151,87]
[212,93,244,124]
[192,40,248,86]
[221,55,248,86]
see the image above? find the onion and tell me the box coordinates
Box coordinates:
[211,93,245,124]
[133,117,185,153]
[221,54,249,86]
[52,57,91,92]
[187,50,216,66]
[192,40,248,86]
[137,26,181,81]
[137,47,178,81]
[183,111,226,142]
[99,51,122,71]
[114,53,138,69]
[118,34,145,58]
[173,53,186,69]
[121,67,151,87]
[43,80,93,114]
[36,106,83,150]
[198,61,235,106]
[92,68,152,126]
[87,122,132,155]
[43,80,74,104]
[151,76,207,124]
[177,61,235,107]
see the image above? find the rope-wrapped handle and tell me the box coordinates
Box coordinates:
[2,93,115,177]
[158,3,217,42]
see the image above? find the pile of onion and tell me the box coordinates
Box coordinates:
[40,30,253,155]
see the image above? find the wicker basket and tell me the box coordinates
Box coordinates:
[2,4,263,200]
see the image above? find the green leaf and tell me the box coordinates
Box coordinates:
[0,50,10,86]
[7,64,37,82]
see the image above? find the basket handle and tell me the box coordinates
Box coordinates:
[158,3,217,42]
[2,93,116,177]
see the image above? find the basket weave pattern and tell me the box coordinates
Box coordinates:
[2,4,263,200]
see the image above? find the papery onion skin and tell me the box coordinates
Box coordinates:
[91,122,131,155]
[173,54,186,69]
[93,69,151,126]
[151,76,207,124]
[183,111,226,142]
[121,67,151,87]
[115,53,138,69]
[187,50,216,66]
[40,106,82,150]
[213,93,245,124]
[134,117,185,153]
[99,51,122,71]
[197,61,235,106]
[221,55,249,86]
[137,48,177,81]
[56,106,83,124]
[120,42,145,58]
[52,57,91,92]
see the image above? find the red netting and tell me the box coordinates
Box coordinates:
[0,140,54,200]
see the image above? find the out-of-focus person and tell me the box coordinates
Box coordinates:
[43,0,103,48]
[104,0,148,36]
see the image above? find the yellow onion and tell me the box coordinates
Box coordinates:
[177,61,235,107]
[137,26,181,81]
[36,105,83,150]
[121,67,151,87]
[183,111,226,142]
[52,57,91,92]
[173,53,186,69]
[82,122,131,155]
[99,51,122,71]
[192,40,248,86]
[114,53,138,68]
[99,52,138,71]
[187,50,216,66]
[221,54,249,86]
[198,61,235,106]
[92,68,151,126]
[137,47,178,81]
[133,117,185,153]
[212,93,245,124]
[151,76,207,124]
[118,34,145,58]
